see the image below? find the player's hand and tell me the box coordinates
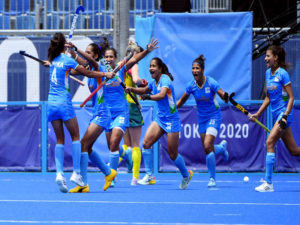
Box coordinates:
[278,115,288,129]
[105,72,115,79]
[42,60,51,67]
[146,38,159,53]
[65,42,77,51]
[140,94,151,100]
[223,92,229,103]
[249,113,259,122]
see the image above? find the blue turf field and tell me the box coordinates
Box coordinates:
[0,172,299,225]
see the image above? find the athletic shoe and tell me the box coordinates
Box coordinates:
[131,177,138,186]
[207,178,216,188]
[70,172,84,187]
[104,169,117,191]
[137,174,156,185]
[255,181,274,192]
[220,140,229,161]
[56,173,68,193]
[179,170,193,190]
[69,184,89,193]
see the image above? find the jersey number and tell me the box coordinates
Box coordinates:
[51,68,58,85]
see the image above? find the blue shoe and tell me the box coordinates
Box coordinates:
[220,140,229,161]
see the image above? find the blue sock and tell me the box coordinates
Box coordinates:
[109,151,119,171]
[214,144,225,155]
[173,154,189,178]
[55,144,64,175]
[80,152,88,185]
[89,150,110,176]
[206,152,216,179]
[72,141,81,173]
[142,148,153,176]
[265,152,275,184]
[119,146,124,157]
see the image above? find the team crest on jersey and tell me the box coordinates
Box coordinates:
[274,77,279,82]
[205,87,210,93]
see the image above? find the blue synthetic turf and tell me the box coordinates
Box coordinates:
[0,172,299,224]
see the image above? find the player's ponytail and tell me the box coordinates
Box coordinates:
[48,33,66,62]
[193,54,205,69]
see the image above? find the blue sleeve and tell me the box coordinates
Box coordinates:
[280,70,291,86]
[208,77,221,93]
[185,80,193,95]
[161,75,171,89]
[65,56,78,70]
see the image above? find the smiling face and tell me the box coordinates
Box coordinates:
[265,49,278,69]
[192,63,204,82]
[104,49,117,67]
[149,59,162,80]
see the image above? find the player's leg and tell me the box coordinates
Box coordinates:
[51,119,68,193]
[255,123,282,192]
[201,133,217,187]
[129,126,142,185]
[138,122,164,185]
[64,116,84,187]
[281,127,300,156]
[167,132,193,189]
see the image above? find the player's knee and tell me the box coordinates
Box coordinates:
[169,151,178,161]
[266,139,275,149]
[289,148,300,156]
[203,144,213,155]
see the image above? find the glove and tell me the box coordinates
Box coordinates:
[224,92,229,103]
[278,115,288,129]
[140,94,151,100]
[138,79,148,87]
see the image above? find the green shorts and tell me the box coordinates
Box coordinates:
[128,103,144,127]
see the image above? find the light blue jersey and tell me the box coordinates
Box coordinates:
[103,64,129,131]
[266,67,293,125]
[148,74,181,132]
[186,76,222,124]
[87,65,110,129]
[47,53,78,122]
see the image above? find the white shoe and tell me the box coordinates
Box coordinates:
[137,174,156,185]
[208,178,216,188]
[131,177,138,186]
[56,173,68,193]
[220,140,229,161]
[255,181,274,192]
[179,170,193,190]
[70,172,84,187]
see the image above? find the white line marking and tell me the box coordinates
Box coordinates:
[0,200,299,206]
[0,220,270,225]
[214,214,242,217]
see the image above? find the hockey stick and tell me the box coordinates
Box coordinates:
[229,93,270,133]
[67,5,85,42]
[80,52,136,108]
[19,50,85,86]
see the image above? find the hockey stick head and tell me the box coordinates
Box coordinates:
[19,50,26,55]
[75,5,85,14]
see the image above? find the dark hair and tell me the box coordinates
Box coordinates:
[152,57,174,81]
[98,37,110,57]
[104,47,117,58]
[193,54,205,69]
[48,32,66,62]
[88,43,102,61]
[267,45,289,70]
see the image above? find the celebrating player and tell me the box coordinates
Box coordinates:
[47,32,114,193]
[176,54,229,188]
[126,57,193,189]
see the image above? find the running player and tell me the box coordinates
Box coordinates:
[102,39,158,187]
[126,57,193,189]
[47,33,114,193]
[250,45,300,192]
[176,54,229,188]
